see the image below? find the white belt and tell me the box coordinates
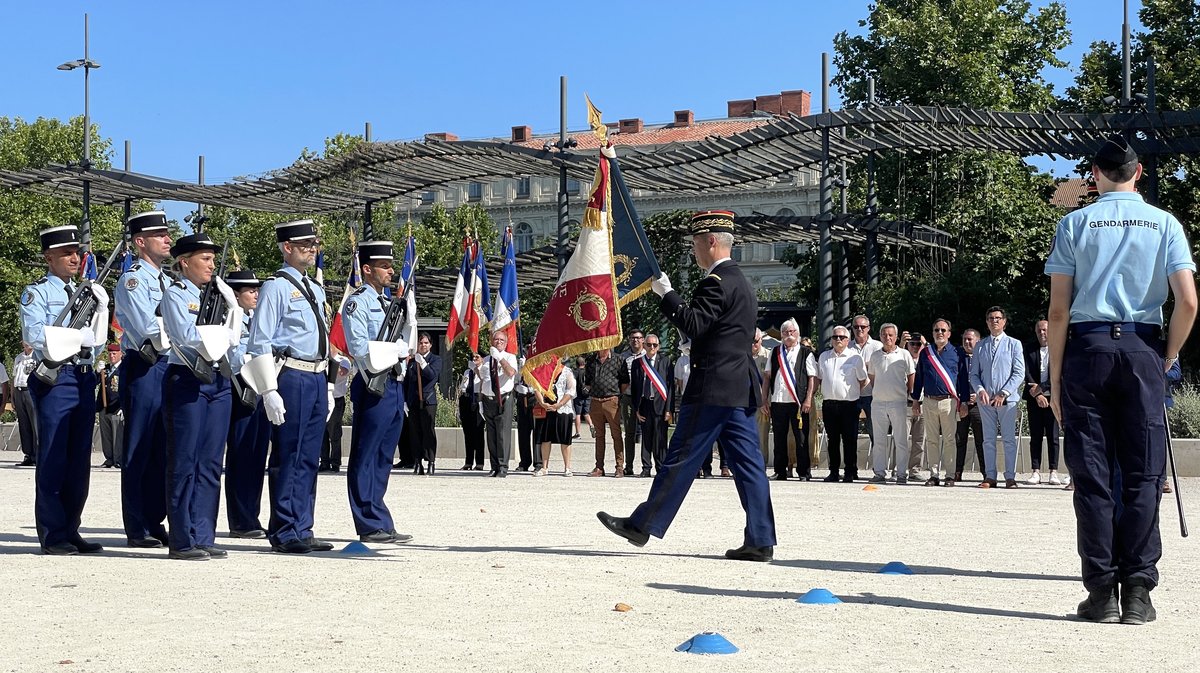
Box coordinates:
[282,356,327,373]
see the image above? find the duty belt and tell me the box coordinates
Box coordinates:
[1070,321,1161,340]
[282,356,327,373]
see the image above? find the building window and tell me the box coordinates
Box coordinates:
[731,246,742,263]
[514,222,534,253]
[775,207,795,219]
[516,177,531,198]
[566,178,581,195]
[771,242,794,261]
[420,191,436,205]
[468,182,483,202]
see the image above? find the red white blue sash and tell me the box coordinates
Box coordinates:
[639,355,668,399]
[922,345,959,402]
[777,346,801,405]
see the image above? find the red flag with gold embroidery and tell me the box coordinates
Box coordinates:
[520,146,622,398]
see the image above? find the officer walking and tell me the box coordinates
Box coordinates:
[114,211,173,548]
[342,240,414,544]
[223,269,271,539]
[19,225,109,555]
[242,220,335,554]
[161,233,240,560]
[1046,134,1197,625]
[597,211,776,561]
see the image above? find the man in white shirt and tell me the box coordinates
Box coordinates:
[473,331,518,477]
[10,344,38,466]
[848,314,883,463]
[1023,320,1061,485]
[867,324,916,484]
[762,319,816,480]
[815,325,868,482]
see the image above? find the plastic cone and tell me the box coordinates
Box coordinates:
[339,541,374,555]
[796,588,842,604]
[878,561,914,575]
[675,632,738,654]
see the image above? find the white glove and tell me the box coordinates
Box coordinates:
[227,327,240,350]
[490,347,503,360]
[263,390,286,425]
[95,360,106,372]
[89,283,109,309]
[214,276,237,305]
[325,383,335,423]
[651,273,673,297]
[414,352,426,367]
[79,327,97,349]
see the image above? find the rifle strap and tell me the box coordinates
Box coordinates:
[272,272,328,360]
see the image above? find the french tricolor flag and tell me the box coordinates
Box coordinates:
[492,226,520,354]
[445,238,475,349]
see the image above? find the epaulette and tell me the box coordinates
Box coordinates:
[708,274,722,281]
[351,286,369,296]
[129,262,142,272]
[171,280,186,289]
[33,277,49,285]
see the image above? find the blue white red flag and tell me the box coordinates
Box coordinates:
[328,230,361,354]
[492,226,520,354]
[446,238,475,348]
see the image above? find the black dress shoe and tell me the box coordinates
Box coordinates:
[460,464,473,470]
[303,537,334,552]
[360,530,396,543]
[414,463,425,475]
[151,530,170,547]
[842,474,856,483]
[272,539,312,554]
[595,511,649,547]
[1077,585,1120,623]
[427,462,435,476]
[168,547,210,560]
[229,528,267,539]
[42,542,78,555]
[128,537,164,548]
[623,467,634,476]
[822,474,840,483]
[69,536,104,553]
[101,460,114,468]
[725,544,774,562]
[638,469,651,478]
[198,545,228,558]
[387,529,414,543]
[489,470,499,477]
[773,474,788,481]
[700,472,713,479]
[497,470,508,478]
[472,465,484,471]
[1120,581,1157,625]
[18,457,36,467]
[317,464,332,473]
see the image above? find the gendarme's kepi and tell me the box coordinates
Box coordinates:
[689,210,736,236]
[274,219,318,243]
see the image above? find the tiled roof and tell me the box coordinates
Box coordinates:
[508,118,774,150]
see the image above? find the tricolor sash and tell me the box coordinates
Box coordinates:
[777,346,802,405]
[922,345,959,402]
[638,355,669,400]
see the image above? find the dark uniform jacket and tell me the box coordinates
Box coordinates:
[404,352,442,407]
[629,353,674,416]
[1023,345,1048,402]
[659,259,761,408]
[96,360,123,414]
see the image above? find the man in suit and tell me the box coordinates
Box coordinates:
[404,332,442,474]
[598,210,776,562]
[96,344,124,468]
[629,333,673,476]
[969,306,1026,488]
[763,318,816,480]
[1023,320,1061,485]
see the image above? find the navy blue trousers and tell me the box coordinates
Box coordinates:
[629,404,776,547]
[164,366,231,551]
[225,394,270,532]
[119,352,169,541]
[1061,331,1166,591]
[29,367,97,548]
[267,368,327,545]
[347,374,405,535]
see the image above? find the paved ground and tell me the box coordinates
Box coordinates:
[0,445,1195,673]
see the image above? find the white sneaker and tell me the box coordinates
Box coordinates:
[532,468,546,477]
[1062,474,1071,486]
[563,469,573,478]
[1025,472,1042,485]
[1048,471,1062,485]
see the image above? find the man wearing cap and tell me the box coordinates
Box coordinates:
[244,220,335,554]
[341,240,414,544]
[19,224,110,555]
[223,269,272,539]
[1046,134,1197,625]
[161,233,241,560]
[96,344,124,468]
[114,210,173,548]
[597,211,776,562]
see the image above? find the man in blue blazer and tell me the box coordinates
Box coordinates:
[969,306,1026,488]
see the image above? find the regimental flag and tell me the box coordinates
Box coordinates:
[492,226,521,354]
[446,237,475,348]
[468,238,493,353]
[80,249,98,281]
[520,147,622,398]
[328,229,361,354]
[398,229,419,350]
[609,155,661,307]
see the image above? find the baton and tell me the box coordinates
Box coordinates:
[1164,405,1188,538]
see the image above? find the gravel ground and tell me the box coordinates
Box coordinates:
[0,446,1195,673]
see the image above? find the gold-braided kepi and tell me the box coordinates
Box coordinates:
[689,210,736,236]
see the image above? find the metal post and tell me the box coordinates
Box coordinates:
[1122,0,1132,105]
[839,241,851,322]
[1144,55,1159,206]
[818,52,835,346]
[364,121,372,143]
[557,75,570,275]
[363,201,374,241]
[865,77,879,286]
[196,155,205,223]
[81,13,92,251]
[123,140,131,232]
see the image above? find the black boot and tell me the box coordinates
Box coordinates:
[1076,585,1120,623]
[1120,580,1157,625]
[427,462,435,476]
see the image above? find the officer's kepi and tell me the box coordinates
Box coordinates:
[688,210,736,236]
[1094,133,1138,171]
[224,269,262,288]
[169,233,222,258]
[358,241,394,261]
[39,225,80,252]
[274,219,318,243]
[127,211,169,235]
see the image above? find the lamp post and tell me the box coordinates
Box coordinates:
[57,13,101,251]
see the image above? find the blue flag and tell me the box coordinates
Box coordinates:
[608,156,661,307]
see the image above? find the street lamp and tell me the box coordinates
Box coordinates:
[58,13,101,250]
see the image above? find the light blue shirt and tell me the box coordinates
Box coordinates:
[114,260,168,351]
[342,283,389,373]
[969,333,1025,404]
[247,264,328,361]
[230,311,252,375]
[162,276,215,368]
[19,273,98,365]
[1045,191,1196,325]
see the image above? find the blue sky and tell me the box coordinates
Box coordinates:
[3,1,1142,225]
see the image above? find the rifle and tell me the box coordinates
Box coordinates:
[34,238,127,385]
[182,241,232,384]
[364,282,412,397]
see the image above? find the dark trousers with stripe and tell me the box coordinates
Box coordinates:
[629,404,776,547]
[347,374,404,535]
[225,396,270,532]
[119,352,169,542]
[164,366,231,551]
[29,367,97,548]
[1062,331,1166,591]
[268,368,327,545]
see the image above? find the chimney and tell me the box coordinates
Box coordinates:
[424,132,459,142]
[755,94,783,115]
[727,98,755,118]
[511,125,531,142]
[780,90,811,117]
[619,118,643,134]
[673,109,694,127]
